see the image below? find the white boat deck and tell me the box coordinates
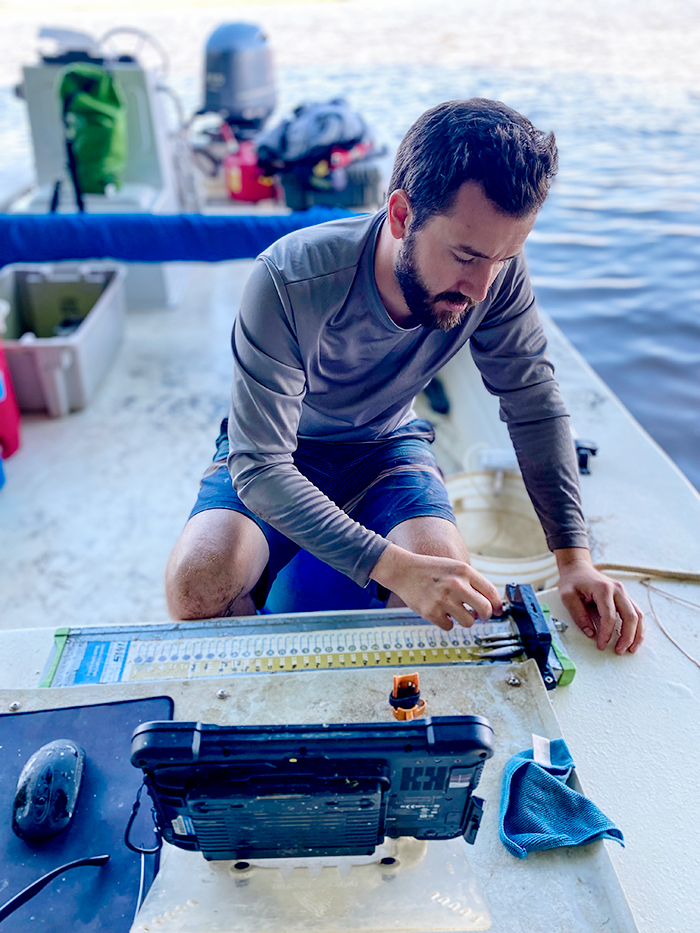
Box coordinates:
[1,258,699,931]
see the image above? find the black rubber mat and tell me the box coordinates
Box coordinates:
[0,695,173,932]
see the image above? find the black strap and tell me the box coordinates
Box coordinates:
[64,135,85,213]
[50,179,61,213]
[61,89,85,213]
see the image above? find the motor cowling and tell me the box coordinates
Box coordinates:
[203,23,276,136]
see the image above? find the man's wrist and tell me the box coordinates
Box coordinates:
[370,542,405,589]
[553,546,593,570]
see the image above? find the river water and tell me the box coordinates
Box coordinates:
[1,47,698,491]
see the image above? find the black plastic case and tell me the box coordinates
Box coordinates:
[131,716,494,860]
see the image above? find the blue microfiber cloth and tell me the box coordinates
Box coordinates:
[499,737,624,859]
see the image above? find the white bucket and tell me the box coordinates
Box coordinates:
[446,471,559,591]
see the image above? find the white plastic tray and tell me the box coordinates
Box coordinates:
[0,660,639,932]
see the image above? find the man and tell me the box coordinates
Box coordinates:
[166,98,644,654]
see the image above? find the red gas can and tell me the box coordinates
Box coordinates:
[223,140,278,203]
[0,340,20,458]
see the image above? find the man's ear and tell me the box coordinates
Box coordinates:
[387,190,412,239]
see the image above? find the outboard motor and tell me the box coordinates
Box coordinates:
[203,23,276,137]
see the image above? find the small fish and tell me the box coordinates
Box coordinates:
[477,646,525,660]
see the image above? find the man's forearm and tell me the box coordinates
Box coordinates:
[508,416,589,552]
[231,452,389,586]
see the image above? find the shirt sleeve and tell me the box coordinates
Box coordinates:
[226,258,389,585]
[469,256,589,552]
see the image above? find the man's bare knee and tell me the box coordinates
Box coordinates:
[386,515,469,561]
[166,544,249,619]
[165,509,269,620]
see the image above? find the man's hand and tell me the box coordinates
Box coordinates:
[555,548,644,654]
[371,543,502,631]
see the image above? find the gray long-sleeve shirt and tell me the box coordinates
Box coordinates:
[228,210,588,585]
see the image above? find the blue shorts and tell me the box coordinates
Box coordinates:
[189,418,456,607]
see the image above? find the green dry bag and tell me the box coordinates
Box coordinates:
[58,63,127,196]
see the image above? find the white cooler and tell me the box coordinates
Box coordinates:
[0,262,126,417]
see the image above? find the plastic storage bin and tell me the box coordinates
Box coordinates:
[0,263,126,417]
[280,159,383,211]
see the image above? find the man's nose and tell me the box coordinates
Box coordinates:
[459,264,493,303]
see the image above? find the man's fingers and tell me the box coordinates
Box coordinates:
[428,601,476,630]
[373,548,503,631]
[459,588,494,622]
[628,598,645,652]
[561,590,597,639]
[432,613,456,632]
[595,583,644,654]
[455,605,478,629]
[557,564,644,656]
[629,613,645,653]
[562,583,645,655]
[613,593,644,654]
[426,598,480,631]
[563,581,624,651]
[431,570,497,624]
[469,574,503,615]
[460,569,504,620]
[594,587,619,650]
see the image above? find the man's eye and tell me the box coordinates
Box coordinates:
[454,254,475,265]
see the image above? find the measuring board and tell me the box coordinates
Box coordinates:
[40,609,525,688]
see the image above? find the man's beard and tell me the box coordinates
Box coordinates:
[394,231,476,332]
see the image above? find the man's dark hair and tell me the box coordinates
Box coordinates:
[388,98,558,226]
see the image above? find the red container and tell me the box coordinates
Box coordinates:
[0,340,20,458]
[224,140,278,203]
